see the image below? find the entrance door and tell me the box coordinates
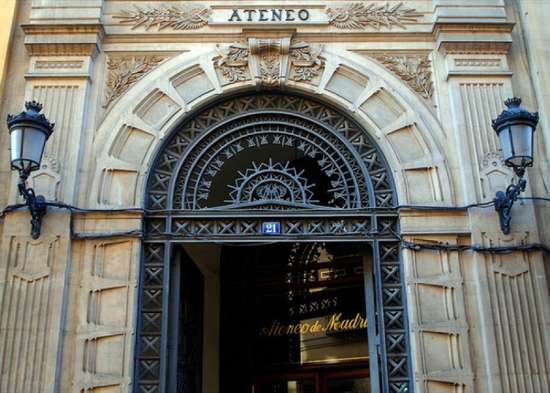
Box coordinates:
[220,242,374,393]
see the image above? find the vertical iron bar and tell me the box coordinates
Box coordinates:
[159,241,172,393]
[363,250,381,393]
[373,239,390,392]
[132,243,146,393]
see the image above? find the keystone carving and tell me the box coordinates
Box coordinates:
[327,2,422,30]
[103,56,166,108]
[115,5,211,30]
[249,38,290,87]
[214,40,325,85]
[374,54,433,99]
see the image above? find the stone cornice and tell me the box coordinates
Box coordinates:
[22,23,104,57]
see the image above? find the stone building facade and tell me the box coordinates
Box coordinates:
[0,1,549,393]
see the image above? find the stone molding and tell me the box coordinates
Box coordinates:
[22,24,104,57]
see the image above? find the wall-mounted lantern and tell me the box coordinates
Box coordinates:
[492,97,539,234]
[7,101,54,239]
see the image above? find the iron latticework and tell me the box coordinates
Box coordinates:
[147,93,394,210]
[138,92,411,393]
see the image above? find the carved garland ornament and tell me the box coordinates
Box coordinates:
[103,56,166,108]
[327,2,422,30]
[114,5,211,30]
[374,54,433,99]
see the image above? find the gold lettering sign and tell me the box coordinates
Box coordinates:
[259,313,367,337]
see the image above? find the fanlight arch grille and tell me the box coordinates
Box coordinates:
[146,93,394,210]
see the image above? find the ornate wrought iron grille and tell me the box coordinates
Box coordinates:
[138,92,411,393]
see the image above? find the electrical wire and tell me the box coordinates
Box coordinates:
[2,197,550,254]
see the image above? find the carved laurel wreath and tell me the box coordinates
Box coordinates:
[327,2,422,30]
[114,5,211,30]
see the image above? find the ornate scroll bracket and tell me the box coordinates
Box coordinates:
[114,5,211,31]
[327,2,422,30]
[103,56,166,108]
[373,54,433,99]
[214,38,325,86]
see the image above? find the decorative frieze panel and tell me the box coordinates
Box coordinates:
[214,39,325,86]
[115,5,211,31]
[111,2,424,31]
[327,2,422,30]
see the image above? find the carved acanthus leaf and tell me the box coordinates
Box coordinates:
[290,41,325,82]
[374,55,433,99]
[115,5,211,30]
[215,43,249,83]
[103,56,165,108]
[327,2,422,30]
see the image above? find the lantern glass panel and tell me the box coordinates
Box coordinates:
[509,123,534,167]
[9,126,46,173]
[498,126,513,165]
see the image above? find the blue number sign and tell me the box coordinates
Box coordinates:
[261,222,281,235]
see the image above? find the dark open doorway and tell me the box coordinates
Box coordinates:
[168,242,377,393]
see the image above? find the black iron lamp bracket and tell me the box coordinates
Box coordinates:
[494,167,527,235]
[17,174,47,239]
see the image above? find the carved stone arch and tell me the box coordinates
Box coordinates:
[85,45,455,393]
[88,46,453,209]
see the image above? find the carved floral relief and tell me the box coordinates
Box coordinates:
[374,54,433,99]
[214,40,325,86]
[215,43,250,83]
[327,2,422,30]
[114,5,211,30]
[290,42,325,82]
[103,56,166,108]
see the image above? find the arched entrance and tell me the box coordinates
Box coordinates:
[137,92,410,393]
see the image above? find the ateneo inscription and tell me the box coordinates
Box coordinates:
[227,8,310,22]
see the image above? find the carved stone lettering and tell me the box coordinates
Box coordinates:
[226,8,309,23]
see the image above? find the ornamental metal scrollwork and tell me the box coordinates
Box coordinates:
[227,160,317,209]
[147,93,394,211]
